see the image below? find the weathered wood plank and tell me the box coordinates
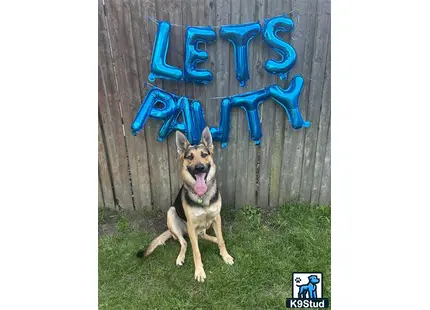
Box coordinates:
[203,0,219,165]
[257,0,284,208]
[253,0,268,208]
[157,0,183,204]
[182,0,195,102]
[222,0,242,209]
[128,0,157,209]
[256,0,271,209]
[311,32,331,204]
[319,122,330,205]
[134,0,172,211]
[233,0,259,208]
[99,177,105,208]
[278,0,319,203]
[233,0,249,208]
[98,117,115,209]
[268,0,294,208]
[98,0,134,209]
[203,0,217,124]
[190,0,207,107]
[300,0,330,202]
[108,0,153,210]
[118,0,171,211]
[244,0,260,208]
[213,0,232,207]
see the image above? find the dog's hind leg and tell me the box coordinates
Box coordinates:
[167,207,188,266]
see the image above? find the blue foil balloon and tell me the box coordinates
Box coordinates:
[210,98,232,148]
[131,87,180,137]
[148,21,183,82]
[131,86,206,144]
[157,98,186,141]
[263,14,297,80]
[184,26,216,85]
[182,98,207,144]
[269,75,310,129]
[219,21,261,87]
[211,88,270,147]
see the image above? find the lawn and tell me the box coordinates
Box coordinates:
[98,203,331,309]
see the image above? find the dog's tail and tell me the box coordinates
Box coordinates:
[136,230,173,258]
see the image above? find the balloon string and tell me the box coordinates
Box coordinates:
[147,9,299,28]
[208,96,227,100]
[143,81,156,89]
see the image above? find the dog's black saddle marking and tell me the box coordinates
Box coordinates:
[209,187,219,205]
[173,186,187,222]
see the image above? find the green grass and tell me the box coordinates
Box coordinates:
[99,203,331,309]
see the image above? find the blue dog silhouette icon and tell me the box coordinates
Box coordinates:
[296,275,320,299]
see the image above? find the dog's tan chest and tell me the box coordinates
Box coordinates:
[189,204,220,233]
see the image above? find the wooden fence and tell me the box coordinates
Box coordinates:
[98,0,331,211]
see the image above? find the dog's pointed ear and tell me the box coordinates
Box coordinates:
[176,131,190,155]
[200,126,213,154]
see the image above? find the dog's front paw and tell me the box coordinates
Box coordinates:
[176,254,185,266]
[194,266,206,282]
[221,253,234,265]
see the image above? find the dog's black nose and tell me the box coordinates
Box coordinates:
[195,163,205,172]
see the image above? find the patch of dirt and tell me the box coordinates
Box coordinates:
[98,208,167,237]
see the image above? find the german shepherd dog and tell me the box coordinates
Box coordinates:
[136,127,234,282]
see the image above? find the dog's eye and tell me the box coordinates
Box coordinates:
[186,154,194,160]
[201,153,208,158]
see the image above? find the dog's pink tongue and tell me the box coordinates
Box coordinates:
[194,173,207,196]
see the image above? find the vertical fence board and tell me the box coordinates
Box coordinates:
[98,0,134,209]
[191,0,206,105]
[137,0,172,211]
[300,0,330,202]
[98,119,115,209]
[233,0,255,209]
[319,123,331,205]
[256,0,270,209]
[267,0,293,208]
[222,0,240,208]
[128,0,158,209]
[274,0,293,207]
[99,177,105,208]
[244,0,258,208]
[278,0,319,203]
[203,0,219,187]
[203,0,217,123]
[158,0,183,204]
[213,0,232,206]
[311,32,331,204]
[226,1,244,208]
[109,0,154,210]
[182,0,195,102]
[257,0,284,209]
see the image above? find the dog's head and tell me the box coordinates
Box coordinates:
[308,275,320,284]
[176,127,215,196]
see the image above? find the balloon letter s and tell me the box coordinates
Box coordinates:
[263,15,296,80]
